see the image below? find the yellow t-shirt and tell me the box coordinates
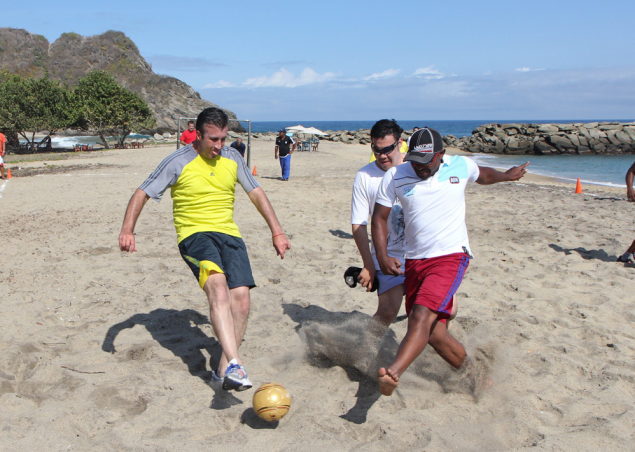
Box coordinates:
[139,145,259,243]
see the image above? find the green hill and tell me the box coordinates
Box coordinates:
[0,28,243,133]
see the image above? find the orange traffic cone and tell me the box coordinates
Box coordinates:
[252,165,257,176]
[6,168,12,179]
[575,178,582,194]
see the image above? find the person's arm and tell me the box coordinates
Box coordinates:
[119,189,150,252]
[626,162,635,202]
[247,187,290,258]
[1,138,5,156]
[476,162,529,185]
[274,142,279,159]
[371,204,403,276]
[352,224,376,291]
[290,138,296,155]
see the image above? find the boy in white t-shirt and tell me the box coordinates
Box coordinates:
[351,119,406,330]
[372,128,529,396]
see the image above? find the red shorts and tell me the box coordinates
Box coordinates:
[405,253,470,322]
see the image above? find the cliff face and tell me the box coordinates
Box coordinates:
[0,28,243,133]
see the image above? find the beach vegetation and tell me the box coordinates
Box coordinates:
[0,71,78,152]
[73,71,156,149]
[61,32,81,40]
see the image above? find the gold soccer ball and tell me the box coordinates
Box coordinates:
[252,382,291,421]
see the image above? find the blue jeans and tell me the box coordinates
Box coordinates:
[279,155,291,180]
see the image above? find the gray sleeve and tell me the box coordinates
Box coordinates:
[139,146,196,201]
[222,147,260,193]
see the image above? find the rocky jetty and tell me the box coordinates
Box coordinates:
[0,28,243,133]
[444,122,635,155]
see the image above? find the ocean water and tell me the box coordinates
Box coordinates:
[19,133,152,148]
[468,153,634,188]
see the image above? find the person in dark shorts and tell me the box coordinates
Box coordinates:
[372,127,529,396]
[275,128,295,181]
[119,107,290,392]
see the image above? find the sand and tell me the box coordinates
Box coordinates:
[0,140,634,450]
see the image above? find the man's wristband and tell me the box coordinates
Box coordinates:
[272,233,285,239]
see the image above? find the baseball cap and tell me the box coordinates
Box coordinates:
[278,128,286,133]
[404,128,444,165]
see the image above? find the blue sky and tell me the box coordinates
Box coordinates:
[3,0,635,120]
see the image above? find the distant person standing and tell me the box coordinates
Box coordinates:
[0,132,6,179]
[617,161,635,263]
[275,129,295,181]
[180,121,197,146]
[230,137,246,158]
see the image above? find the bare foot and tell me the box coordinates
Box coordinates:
[377,367,399,396]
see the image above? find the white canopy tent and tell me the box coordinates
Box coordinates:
[284,125,326,151]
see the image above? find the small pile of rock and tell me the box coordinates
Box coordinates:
[152,132,173,142]
[445,122,635,155]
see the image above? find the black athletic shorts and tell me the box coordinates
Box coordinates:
[178,231,255,290]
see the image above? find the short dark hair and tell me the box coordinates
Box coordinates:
[196,107,228,133]
[188,120,195,125]
[370,119,403,141]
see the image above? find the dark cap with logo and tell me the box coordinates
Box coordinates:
[404,127,444,164]
[278,128,287,133]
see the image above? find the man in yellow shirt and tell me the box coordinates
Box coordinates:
[119,107,290,391]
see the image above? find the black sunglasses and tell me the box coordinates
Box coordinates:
[371,139,400,155]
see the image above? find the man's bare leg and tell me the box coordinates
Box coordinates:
[447,295,458,330]
[217,286,251,375]
[369,284,404,335]
[203,273,244,374]
[378,305,467,396]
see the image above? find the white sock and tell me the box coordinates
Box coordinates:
[620,251,632,260]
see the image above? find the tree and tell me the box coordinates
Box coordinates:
[74,71,156,148]
[0,71,77,152]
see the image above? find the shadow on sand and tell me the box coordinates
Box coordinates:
[549,244,620,263]
[101,308,242,410]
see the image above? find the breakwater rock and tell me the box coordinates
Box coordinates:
[444,122,635,155]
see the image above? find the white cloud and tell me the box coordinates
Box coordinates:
[200,65,635,121]
[363,68,401,81]
[515,67,545,72]
[205,67,336,89]
[412,66,445,79]
[204,80,235,88]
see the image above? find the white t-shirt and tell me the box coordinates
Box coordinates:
[376,155,480,260]
[351,161,406,270]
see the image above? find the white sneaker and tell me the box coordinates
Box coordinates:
[222,359,253,391]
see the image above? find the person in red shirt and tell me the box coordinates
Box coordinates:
[180,121,197,146]
[0,132,6,179]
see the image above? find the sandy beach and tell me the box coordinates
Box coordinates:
[1,140,634,450]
